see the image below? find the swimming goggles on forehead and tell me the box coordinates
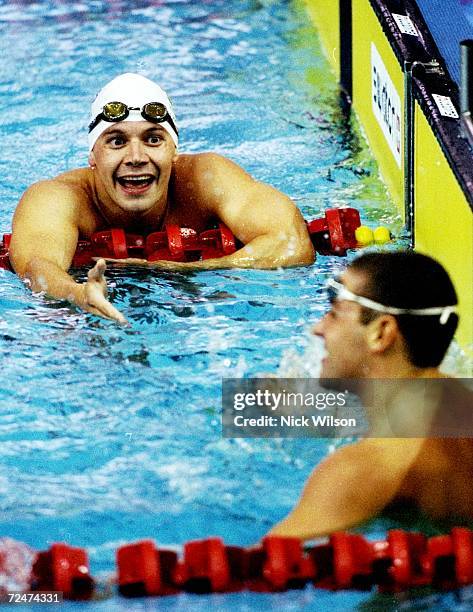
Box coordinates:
[88,101,179,137]
[326,278,457,325]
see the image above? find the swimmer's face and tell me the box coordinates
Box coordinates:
[312,269,373,379]
[89,121,178,216]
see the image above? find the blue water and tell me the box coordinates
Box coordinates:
[1,0,463,609]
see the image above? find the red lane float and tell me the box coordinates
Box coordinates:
[307,207,360,256]
[173,538,246,593]
[116,539,179,597]
[426,527,473,590]
[31,543,94,600]
[311,532,376,590]
[2,529,473,600]
[246,536,315,592]
[0,207,368,272]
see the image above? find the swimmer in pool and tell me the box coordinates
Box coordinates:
[268,251,473,540]
[9,73,314,323]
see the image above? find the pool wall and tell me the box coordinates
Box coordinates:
[304,0,473,357]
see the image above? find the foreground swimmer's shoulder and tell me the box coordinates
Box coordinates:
[54,168,97,202]
[172,151,230,178]
[19,169,93,204]
[171,153,234,217]
[12,170,99,244]
[55,166,94,184]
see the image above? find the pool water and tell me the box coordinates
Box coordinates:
[0,0,465,609]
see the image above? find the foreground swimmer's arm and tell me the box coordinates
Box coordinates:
[200,154,315,268]
[9,181,127,323]
[267,439,424,540]
[101,153,315,270]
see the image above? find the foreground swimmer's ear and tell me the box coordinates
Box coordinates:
[88,150,96,169]
[366,315,399,354]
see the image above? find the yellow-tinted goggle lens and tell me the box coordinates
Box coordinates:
[102,102,128,121]
[143,102,167,120]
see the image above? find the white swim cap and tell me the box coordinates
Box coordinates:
[88,73,178,151]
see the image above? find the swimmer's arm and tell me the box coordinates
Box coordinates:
[9,181,126,323]
[211,156,315,268]
[268,439,423,540]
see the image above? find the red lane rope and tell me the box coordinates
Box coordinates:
[0,208,367,272]
[2,528,472,600]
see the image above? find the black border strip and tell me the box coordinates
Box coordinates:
[367,0,473,210]
[339,0,353,103]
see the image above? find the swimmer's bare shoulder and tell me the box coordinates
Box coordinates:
[172,152,247,208]
[46,168,102,229]
[173,152,270,204]
[396,437,473,519]
[171,152,253,217]
[10,168,100,275]
[15,169,100,230]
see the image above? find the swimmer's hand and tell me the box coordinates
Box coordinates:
[81,259,128,324]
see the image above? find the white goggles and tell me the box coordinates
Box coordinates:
[326,278,457,325]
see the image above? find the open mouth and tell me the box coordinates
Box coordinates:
[116,174,156,194]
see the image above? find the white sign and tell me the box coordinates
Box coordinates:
[432,94,459,119]
[392,13,419,36]
[371,43,402,167]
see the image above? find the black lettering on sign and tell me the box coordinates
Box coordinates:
[373,65,378,106]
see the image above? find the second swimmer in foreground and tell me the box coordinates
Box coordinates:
[268,251,473,540]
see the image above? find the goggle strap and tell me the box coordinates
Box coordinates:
[326,279,457,325]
